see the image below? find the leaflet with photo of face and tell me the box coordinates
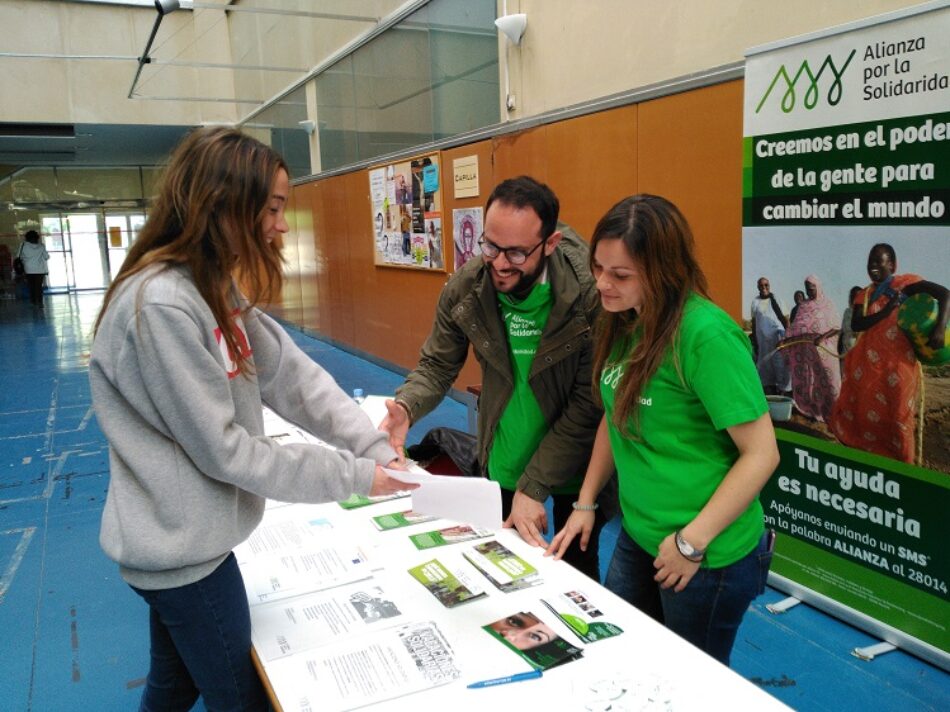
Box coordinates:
[483,610,583,671]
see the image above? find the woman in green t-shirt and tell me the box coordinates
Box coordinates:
[547,194,779,666]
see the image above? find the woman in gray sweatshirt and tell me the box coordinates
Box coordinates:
[89,127,414,711]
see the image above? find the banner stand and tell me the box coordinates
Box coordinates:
[852,641,898,662]
[765,594,801,615]
[744,2,949,674]
[769,573,949,671]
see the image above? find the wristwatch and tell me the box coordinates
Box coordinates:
[675,530,706,562]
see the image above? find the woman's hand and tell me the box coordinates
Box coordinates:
[653,532,701,592]
[369,465,418,497]
[545,510,595,559]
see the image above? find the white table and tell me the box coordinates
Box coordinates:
[242,404,789,711]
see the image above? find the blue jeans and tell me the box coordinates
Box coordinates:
[131,553,268,711]
[605,528,772,666]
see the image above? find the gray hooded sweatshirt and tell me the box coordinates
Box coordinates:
[90,265,396,590]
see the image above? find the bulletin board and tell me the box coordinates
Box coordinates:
[369,153,445,270]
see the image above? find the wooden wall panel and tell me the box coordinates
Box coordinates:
[275,185,306,325]
[342,169,449,369]
[321,178,355,345]
[294,183,319,334]
[492,126,549,185]
[437,140,495,389]
[304,180,331,336]
[637,80,744,319]
[491,106,639,241]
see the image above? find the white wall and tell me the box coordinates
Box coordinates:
[500,0,927,120]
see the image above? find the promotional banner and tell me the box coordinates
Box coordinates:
[743,3,949,667]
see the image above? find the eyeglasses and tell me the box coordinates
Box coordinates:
[478,235,547,265]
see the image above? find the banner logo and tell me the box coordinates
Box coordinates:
[755,50,856,113]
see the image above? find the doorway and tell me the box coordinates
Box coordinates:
[40,209,146,292]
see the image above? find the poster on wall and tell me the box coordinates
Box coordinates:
[743,4,949,666]
[451,207,483,270]
[370,154,445,270]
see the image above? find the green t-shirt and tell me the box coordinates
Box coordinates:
[488,282,560,492]
[601,294,768,568]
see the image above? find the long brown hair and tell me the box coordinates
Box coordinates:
[590,194,709,435]
[94,127,288,375]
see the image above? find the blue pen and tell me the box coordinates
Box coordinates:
[467,669,543,689]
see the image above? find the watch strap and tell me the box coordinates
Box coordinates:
[675,530,705,562]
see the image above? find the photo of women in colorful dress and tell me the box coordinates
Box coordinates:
[781,274,841,423]
[743,228,949,474]
[829,243,948,465]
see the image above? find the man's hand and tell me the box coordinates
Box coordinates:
[503,490,548,547]
[369,465,418,497]
[379,399,410,464]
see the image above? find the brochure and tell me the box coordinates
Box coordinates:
[409,524,493,550]
[338,491,410,510]
[234,516,374,605]
[250,580,407,661]
[483,611,584,670]
[371,509,438,531]
[463,539,542,592]
[541,590,624,644]
[408,558,487,608]
[264,620,460,712]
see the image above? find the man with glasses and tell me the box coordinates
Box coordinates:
[380,176,607,580]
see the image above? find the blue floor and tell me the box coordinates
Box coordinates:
[0,292,947,711]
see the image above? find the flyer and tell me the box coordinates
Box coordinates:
[483,611,584,670]
[338,491,410,510]
[541,590,624,644]
[462,539,542,592]
[371,509,438,531]
[234,518,374,606]
[265,621,460,711]
[251,580,408,661]
[409,524,493,550]
[408,558,487,608]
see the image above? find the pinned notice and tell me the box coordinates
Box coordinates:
[453,155,479,198]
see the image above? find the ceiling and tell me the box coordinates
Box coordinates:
[0,122,195,168]
[0,0,414,170]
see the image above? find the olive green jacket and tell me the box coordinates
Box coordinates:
[395,224,602,502]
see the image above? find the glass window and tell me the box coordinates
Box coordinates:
[312,0,498,173]
[57,167,144,201]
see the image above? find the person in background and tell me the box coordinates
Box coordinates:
[789,289,806,325]
[89,127,414,711]
[547,194,778,666]
[749,276,790,395]
[830,243,948,464]
[17,229,50,307]
[380,176,608,580]
[837,285,863,368]
[782,275,841,422]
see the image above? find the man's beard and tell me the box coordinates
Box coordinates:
[492,256,547,299]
